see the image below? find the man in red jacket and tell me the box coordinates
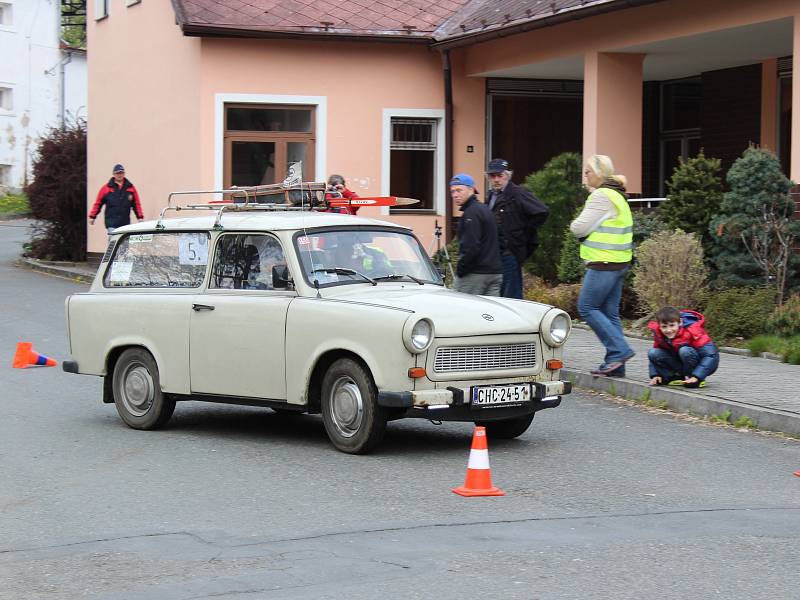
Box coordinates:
[647,306,720,388]
[89,164,144,236]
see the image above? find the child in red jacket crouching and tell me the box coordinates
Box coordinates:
[647,306,720,388]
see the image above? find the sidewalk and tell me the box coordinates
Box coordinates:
[17,256,800,437]
[564,326,800,436]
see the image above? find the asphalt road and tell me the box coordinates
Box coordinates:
[2,220,800,600]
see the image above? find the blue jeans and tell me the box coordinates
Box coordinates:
[501,255,522,299]
[578,267,633,365]
[648,346,720,381]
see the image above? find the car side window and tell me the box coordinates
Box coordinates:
[210,234,287,290]
[103,232,209,288]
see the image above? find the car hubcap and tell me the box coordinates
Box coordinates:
[329,376,364,438]
[121,363,155,417]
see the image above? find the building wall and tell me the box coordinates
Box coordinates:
[64,49,87,124]
[0,0,61,191]
[87,0,202,252]
[196,38,447,248]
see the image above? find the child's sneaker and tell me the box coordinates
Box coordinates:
[667,379,685,386]
[684,380,706,389]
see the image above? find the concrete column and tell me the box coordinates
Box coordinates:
[583,51,645,193]
[760,59,778,153]
[792,16,800,182]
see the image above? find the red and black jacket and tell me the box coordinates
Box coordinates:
[90,178,144,229]
[647,309,713,351]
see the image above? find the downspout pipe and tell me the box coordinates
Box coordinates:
[441,49,454,243]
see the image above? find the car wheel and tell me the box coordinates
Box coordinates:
[321,358,387,454]
[112,348,176,430]
[476,413,534,439]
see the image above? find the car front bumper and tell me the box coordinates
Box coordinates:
[377,380,571,420]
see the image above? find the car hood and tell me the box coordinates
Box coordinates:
[326,285,553,337]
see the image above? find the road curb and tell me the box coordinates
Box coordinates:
[563,368,800,437]
[16,258,95,284]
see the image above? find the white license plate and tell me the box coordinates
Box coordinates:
[471,384,531,408]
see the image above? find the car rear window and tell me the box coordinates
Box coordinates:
[103,232,209,288]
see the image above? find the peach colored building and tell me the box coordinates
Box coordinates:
[87,0,799,254]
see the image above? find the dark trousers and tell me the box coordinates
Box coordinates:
[648,346,719,381]
[501,254,523,299]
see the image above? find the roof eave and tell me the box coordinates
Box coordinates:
[431,0,667,50]
[180,22,432,44]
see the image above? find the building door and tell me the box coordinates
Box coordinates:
[488,79,583,183]
[224,104,315,186]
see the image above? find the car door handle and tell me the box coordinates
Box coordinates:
[192,303,215,311]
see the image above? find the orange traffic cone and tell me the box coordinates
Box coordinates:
[452,426,505,497]
[12,342,57,368]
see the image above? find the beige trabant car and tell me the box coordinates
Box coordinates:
[64,207,572,453]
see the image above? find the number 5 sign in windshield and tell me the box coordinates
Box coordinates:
[179,233,209,265]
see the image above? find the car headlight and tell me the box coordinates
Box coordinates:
[541,309,571,347]
[403,318,433,354]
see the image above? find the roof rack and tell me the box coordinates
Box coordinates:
[155,181,329,230]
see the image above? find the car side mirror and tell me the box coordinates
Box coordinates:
[272,264,291,289]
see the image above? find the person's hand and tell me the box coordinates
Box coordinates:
[684,376,698,385]
[649,376,662,386]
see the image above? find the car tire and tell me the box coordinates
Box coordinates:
[112,348,176,430]
[476,413,534,439]
[321,358,387,454]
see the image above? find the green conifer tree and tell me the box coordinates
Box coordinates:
[709,147,799,304]
[523,152,587,282]
[660,151,723,256]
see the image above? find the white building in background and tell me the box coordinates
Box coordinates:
[0,0,87,192]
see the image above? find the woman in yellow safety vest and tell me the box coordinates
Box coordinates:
[570,155,635,377]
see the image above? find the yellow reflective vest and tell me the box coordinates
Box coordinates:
[579,187,633,263]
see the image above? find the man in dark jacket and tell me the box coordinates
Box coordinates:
[485,158,549,299]
[89,164,144,235]
[451,173,503,296]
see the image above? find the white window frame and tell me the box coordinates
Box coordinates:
[381,108,445,216]
[0,2,13,28]
[214,93,327,193]
[95,0,108,20]
[0,86,13,113]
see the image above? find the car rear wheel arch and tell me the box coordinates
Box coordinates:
[103,345,147,404]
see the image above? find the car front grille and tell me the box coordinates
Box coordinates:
[433,343,536,373]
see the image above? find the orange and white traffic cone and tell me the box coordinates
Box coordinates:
[452,426,505,497]
[12,342,57,368]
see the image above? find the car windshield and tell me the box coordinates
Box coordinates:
[296,229,442,287]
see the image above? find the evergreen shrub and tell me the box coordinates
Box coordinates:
[632,229,708,316]
[702,287,775,342]
[556,226,584,284]
[661,151,723,254]
[709,147,799,302]
[524,152,587,282]
[766,294,800,337]
[632,209,669,247]
[25,120,87,261]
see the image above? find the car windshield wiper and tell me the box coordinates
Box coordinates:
[373,273,425,285]
[312,267,376,286]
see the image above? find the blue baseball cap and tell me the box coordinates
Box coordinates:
[112,164,125,173]
[449,173,475,188]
